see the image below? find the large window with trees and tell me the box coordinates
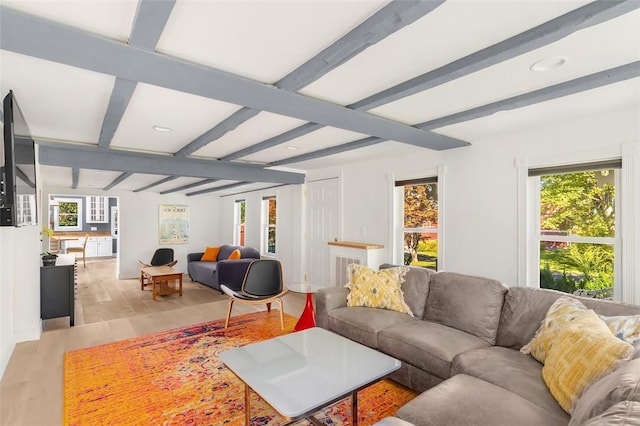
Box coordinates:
[262,196,276,255]
[530,160,620,298]
[395,177,438,269]
[233,200,245,246]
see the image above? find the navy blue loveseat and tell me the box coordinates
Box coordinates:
[187,244,260,292]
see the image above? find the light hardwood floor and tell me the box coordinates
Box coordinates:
[0,257,306,426]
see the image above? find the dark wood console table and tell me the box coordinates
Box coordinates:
[40,254,77,326]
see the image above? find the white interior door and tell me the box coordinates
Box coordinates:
[306,178,339,287]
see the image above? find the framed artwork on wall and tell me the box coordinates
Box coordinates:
[159,204,189,245]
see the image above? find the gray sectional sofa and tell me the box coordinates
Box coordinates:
[316,264,640,426]
[187,244,259,292]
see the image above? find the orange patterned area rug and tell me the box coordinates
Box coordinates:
[64,311,416,425]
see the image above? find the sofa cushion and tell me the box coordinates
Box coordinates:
[380,264,433,318]
[378,320,490,380]
[570,357,640,425]
[217,244,238,260]
[600,314,640,345]
[497,287,640,350]
[200,246,220,261]
[542,309,633,413]
[452,346,567,419]
[326,306,418,349]
[396,374,569,426]
[346,264,413,316]
[227,249,241,260]
[423,272,508,345]
[581,401,640,426]
[497,287,566,349]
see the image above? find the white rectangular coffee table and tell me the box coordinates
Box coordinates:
[219,327,400,425]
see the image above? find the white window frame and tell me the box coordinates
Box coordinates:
[527,171,620,294]
[53,197,83,231]
[233,199,245,246]
[261,196,277,256]
[391,166,446,270]
[517,144,639,305]
[16,194,36,226]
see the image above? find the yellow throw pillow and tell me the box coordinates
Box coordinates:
[200,246,221,261]
[542,309,633,413]
[521,296,587,363]
[228,249,241,260]
[600,314,640,345]
[345,264,413,316]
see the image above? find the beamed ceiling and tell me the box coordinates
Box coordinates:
[0,0,639,197]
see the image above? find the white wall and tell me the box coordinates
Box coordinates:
[306,108,640,300]
[0,225,40,378]
[218,185,305,286]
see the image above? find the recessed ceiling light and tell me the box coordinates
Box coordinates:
[152,125,173,132]
[287,145,300,150]
[530,57,567,72]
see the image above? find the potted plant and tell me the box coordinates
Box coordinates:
[41,252,58,267]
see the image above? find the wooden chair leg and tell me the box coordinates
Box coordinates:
[266,302,272,312]
[224,299,234,329]
[277,299,284,330]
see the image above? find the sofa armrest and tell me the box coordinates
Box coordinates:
[316,286,349,330]
[187,252,204,262]
[217,259,255,291]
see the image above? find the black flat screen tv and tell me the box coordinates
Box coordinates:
[1,90,38,227]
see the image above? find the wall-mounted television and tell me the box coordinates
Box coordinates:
[1,90,38,227]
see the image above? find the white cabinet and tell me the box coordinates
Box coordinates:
[96,237,112,257]
[86,196,109,223]
[64,236,112,258]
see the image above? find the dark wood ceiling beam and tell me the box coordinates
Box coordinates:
[0,7,465,150]
[37,142,305,184]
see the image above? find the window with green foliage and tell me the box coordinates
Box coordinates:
[396,178,438,269]
[54,198,82,231]
[234,200,245,246]
[533,164,618,298]
[262,196,276,255]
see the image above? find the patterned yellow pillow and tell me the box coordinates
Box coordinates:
[542,309,633,413]
[346,264,413,316]
[600,314,640,345]
[521,296,587,363]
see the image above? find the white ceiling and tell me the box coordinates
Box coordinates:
[0,0,638,197]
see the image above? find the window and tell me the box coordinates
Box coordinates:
[529,160,620,298]
[16,194,37,225]
[54,197,82,231]
[233,200,246,246]
[395,177,438,269]
[86,196,108,223]
[262,196,276,255]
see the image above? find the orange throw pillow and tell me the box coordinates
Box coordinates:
[228,249,241,260]
[200,246,221,261]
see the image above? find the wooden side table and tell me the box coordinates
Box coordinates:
[140,266,183,300]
